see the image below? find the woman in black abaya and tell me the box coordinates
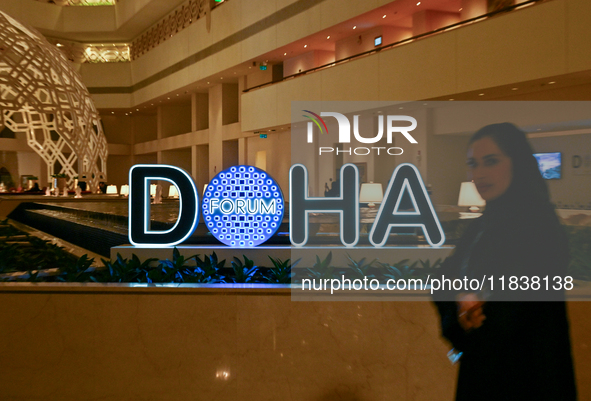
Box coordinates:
[433,123,577,400]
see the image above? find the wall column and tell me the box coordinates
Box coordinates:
[208,85,223,179]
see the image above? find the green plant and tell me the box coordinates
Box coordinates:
[51,173,67,178]
[95,253,158,283]
[345,254,377,280]
[266,257,299,284]
[150,247,198,283]
[230,255,258,283]
[305,252,335,280]
[57,254,95,282]
[380,259,419,281]
[184,252,225,283]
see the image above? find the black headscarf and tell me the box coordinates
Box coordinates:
[469,123,558,228]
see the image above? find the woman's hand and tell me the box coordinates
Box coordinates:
[456,293,486,332]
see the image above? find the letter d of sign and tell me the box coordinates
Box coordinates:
[129,165,199,247]
[370,163,444,247]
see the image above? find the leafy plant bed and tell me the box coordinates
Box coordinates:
[0,220,94,279]
[3,221,590,284]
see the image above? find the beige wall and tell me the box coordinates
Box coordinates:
[246,130,291,195]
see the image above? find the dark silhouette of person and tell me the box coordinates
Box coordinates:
[433,123,576,400]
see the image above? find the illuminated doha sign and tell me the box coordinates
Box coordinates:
[128,163,444,248]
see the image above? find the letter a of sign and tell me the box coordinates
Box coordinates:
[369,164,444,247]
[129,165,199,247]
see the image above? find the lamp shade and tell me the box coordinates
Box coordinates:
[106,185,118,195]
[168,185,179,198]
[359,182,383,204]
[458,182,485,207]
[120,184,129,196]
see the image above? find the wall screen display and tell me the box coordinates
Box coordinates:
[533,152,561,179]
[202,166,284,247]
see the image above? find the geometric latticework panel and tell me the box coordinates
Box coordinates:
[131,0,210,60]
[0,11,108,188]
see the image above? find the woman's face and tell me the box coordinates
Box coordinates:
[467,136,513,201]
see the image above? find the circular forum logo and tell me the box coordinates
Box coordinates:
[202,166,284,247]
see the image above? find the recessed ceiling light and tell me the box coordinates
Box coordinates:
[111,111,114,114]
[234,72,237,74]
[548,81,556,84]
[283,52,287,56]
[136,109,139,111]
[512,87,518,90]
[449,98,454,101]
[220,77,223,80]
[56,43,63,47]
[125,113,128,116]
[327,35,330,39]
[207,82,210,84]
[399,107,404,109]
[416,2,420,5]
[176,94,179,96]
[304,44,307,48]
[459,8,463,11]
[151,103,154,106]
[478,93,485,96]
[167,97,170,99]
[383,15,386,18]
[353,26,357,29]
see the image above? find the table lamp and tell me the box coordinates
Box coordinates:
[168,185,179,199]
[458,181,485,218]
[120,184,129,197]
[106,185,118,195]
[359,182,383,208]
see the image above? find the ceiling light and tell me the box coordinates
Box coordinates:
[220,77,223,79]
[167,97,170,99]
[327,35,330,39]
[284,52,287,56]
[136,109,139,111]
[111,111,114,114]
[416,2,421,5]
[459,8,463,11]
[512,87,518,90]
[383,15,386,18]
[449,98,454,101]
[353,26,357,29]
[56,43,63,47]
[304,44,307,48]
[548,81,556,84]
[207,81,210,84]
[478,93,484,96]
[176,94,179,96]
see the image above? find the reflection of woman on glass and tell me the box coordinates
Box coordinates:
[434,123,576,400]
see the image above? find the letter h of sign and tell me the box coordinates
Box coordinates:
[290,164,359,247]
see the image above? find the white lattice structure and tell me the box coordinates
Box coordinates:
[0,11,108,188]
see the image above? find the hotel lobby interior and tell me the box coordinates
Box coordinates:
[0,0,590,399]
